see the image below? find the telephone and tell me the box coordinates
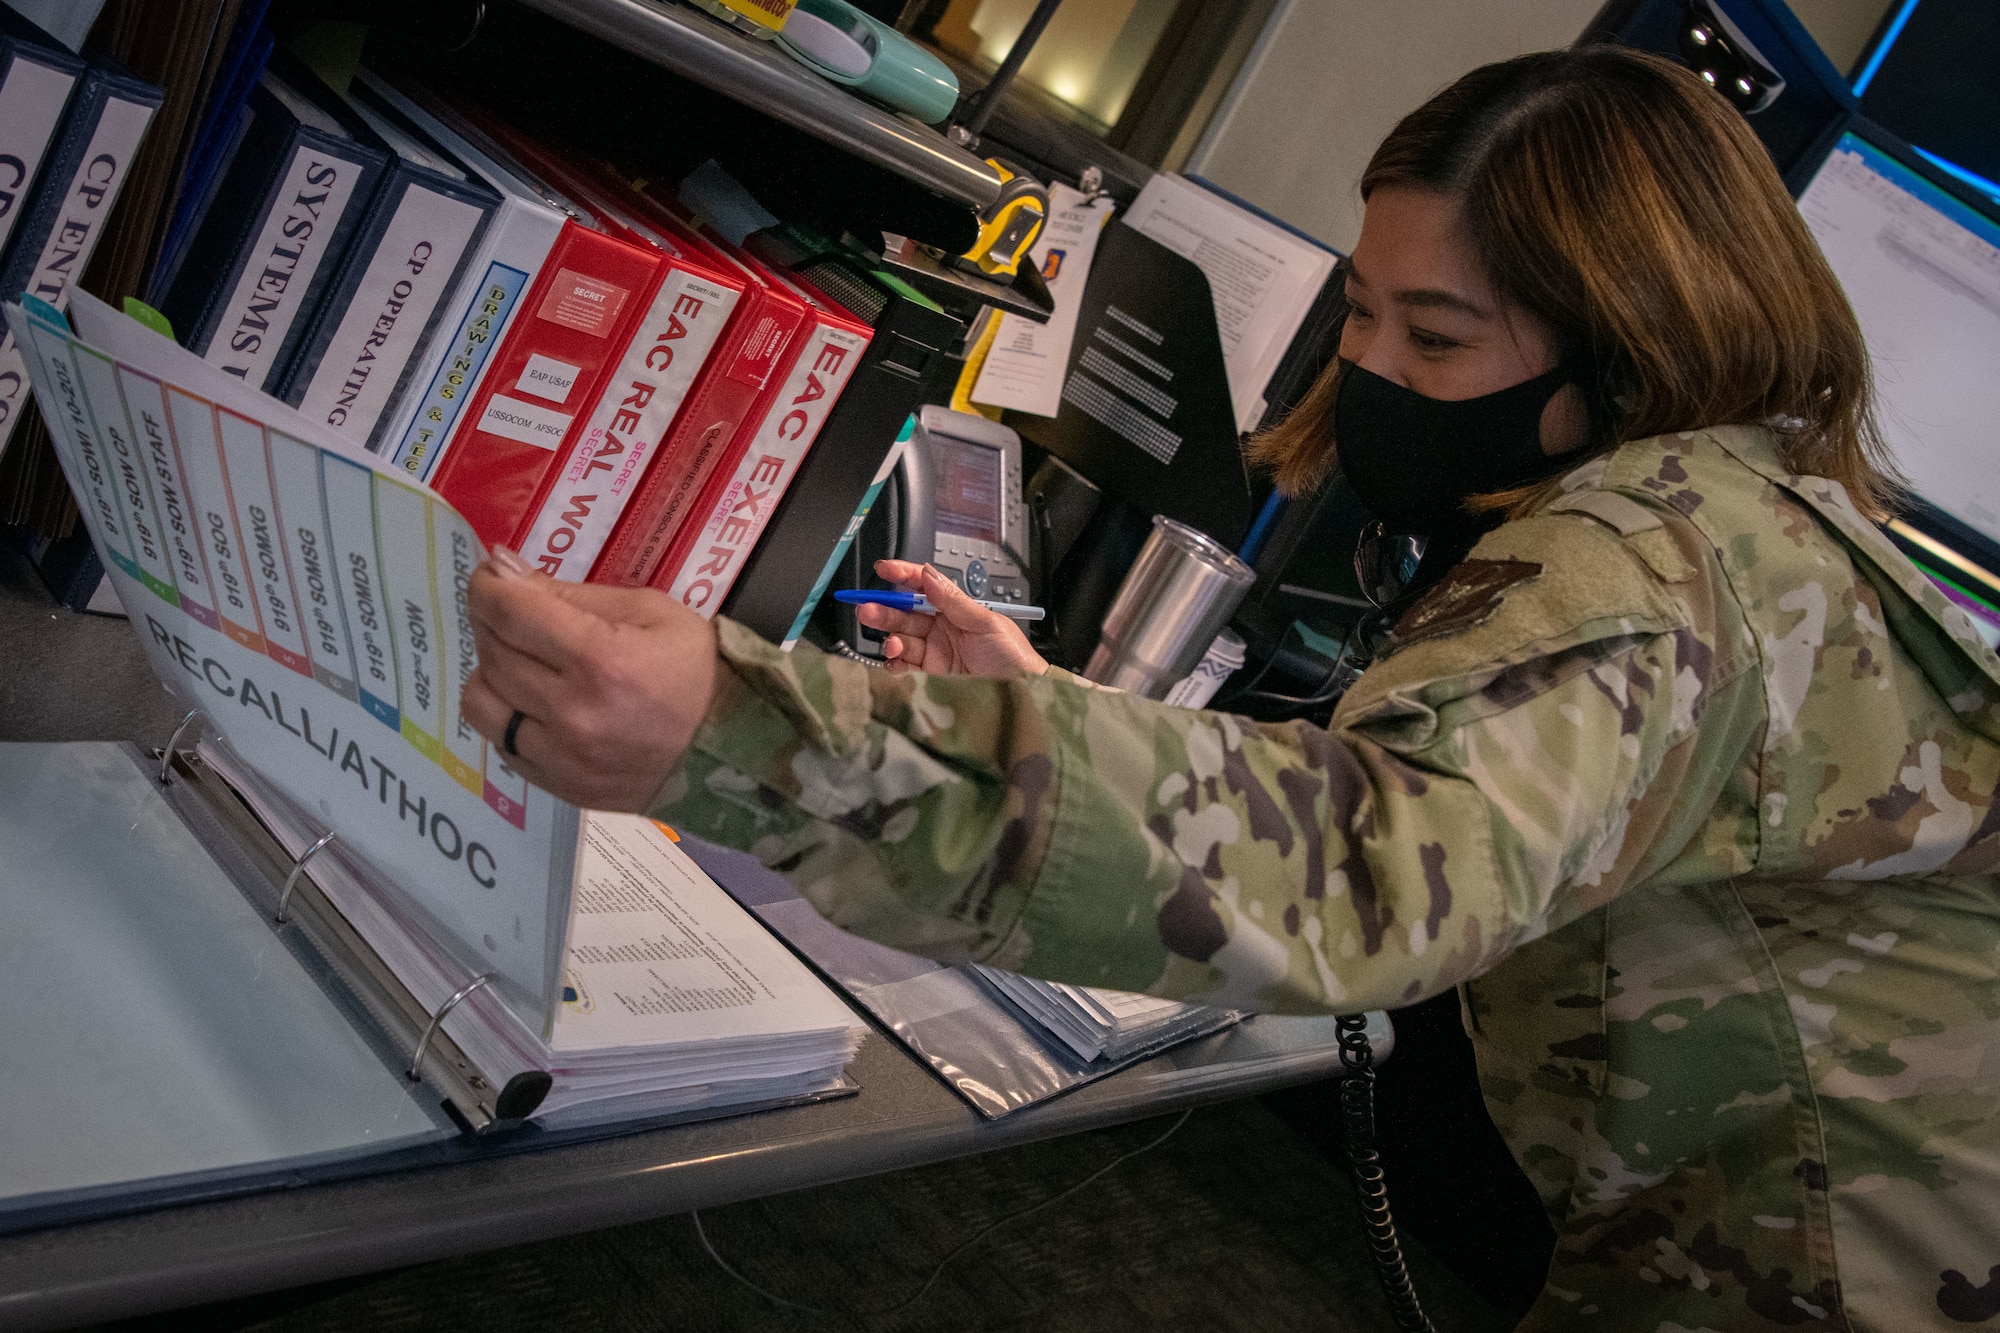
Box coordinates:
[825,406,1031,660]
[908,406,1030,603]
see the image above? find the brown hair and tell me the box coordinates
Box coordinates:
[1250,46,1901,520]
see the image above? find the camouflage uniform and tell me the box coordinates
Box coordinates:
[654,425,2000,1331]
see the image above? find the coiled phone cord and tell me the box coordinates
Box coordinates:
[1337,1012,1436,1333]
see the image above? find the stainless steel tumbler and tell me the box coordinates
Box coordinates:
[1083,516,1256,699]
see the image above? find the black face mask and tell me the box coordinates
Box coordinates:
[1334,359,1577,538]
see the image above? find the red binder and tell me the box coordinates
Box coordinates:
[589,185,812,588]
[432,112,745,579]
[428,223,662,551]
[647,270,872,615]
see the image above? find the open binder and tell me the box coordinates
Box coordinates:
[1,291,865,1232]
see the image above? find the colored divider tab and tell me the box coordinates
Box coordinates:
[216,407,314,678]
[483,744,529,830]
[117,366,218,629]
[320,452,402,731]
[164,385,266,652]
[373,477,446,764]
[20,320,143,583]
[429,496,486,796]
[70,344,180,603]
[267,430,362,703]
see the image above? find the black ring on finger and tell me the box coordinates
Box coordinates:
[503,709,527,757]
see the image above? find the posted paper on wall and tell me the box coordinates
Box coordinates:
[1122,174,1337,433]
[971,183,1116,418]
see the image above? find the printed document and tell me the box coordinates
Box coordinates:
[552,815,860,1053]
[971,183,1116,417]
[1122,175,1336,432]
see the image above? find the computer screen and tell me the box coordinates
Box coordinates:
[933,434,1002,545]
[1799,130,2000,547]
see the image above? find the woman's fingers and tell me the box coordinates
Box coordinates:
[856,601,932,639]
[874,557,927,590]
[882,633,925,669]
[458,665,515,742]
[918,564,1001,631]
[459,667,561,786]
[548,577,679,629]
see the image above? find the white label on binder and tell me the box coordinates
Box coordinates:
[477,392,570,448]
[297,184,488,445]
[517,271,742,582]
[207,146,366,388]
[0,59,78,257]
[516,352,579,403]
[666,323,867,615]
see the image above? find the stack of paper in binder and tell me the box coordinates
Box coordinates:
[971,968,1232,1063]
[8,286,864,1132]
[220,756,868,1130]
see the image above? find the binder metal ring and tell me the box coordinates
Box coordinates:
[274,830,339,925]
[157,709,201,786]
[410,972,494,1081]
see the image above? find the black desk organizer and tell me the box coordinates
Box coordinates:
[1019,220,1261,552]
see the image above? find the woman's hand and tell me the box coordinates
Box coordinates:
[858,559,1048,677]
[459,547,718,812]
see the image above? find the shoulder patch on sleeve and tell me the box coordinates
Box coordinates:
[1393,558,1542,646]
[1545,489,1695,583]
[1546,489,1662,535]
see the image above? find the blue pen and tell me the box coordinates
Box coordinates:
[834,589,1047,622]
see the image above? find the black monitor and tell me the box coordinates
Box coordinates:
[1796,120,2000,626]
[1852,0,2000,206]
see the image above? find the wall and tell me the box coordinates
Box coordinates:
[1791,0,1896,74]
[1183,0,1605,251]
[1183,0,1897,252]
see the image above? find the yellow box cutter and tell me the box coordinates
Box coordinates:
[960,159,1047,278]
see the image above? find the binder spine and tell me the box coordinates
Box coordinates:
[657,318,870,614]
[0,72,158,440]
[722,292,961,642]
[428,227,660,548]
[515,261,741,581]
[380,208,564,478]
[194,128,381,392]
[283,166,498,445]
[0,44,82,259]
[593,279,806,587]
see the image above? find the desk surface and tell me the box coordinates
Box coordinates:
[0,546,1355,1332]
